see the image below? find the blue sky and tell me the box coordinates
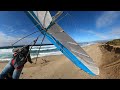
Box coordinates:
[0,11,120,47]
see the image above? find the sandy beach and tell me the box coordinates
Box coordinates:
[0,44,120,79]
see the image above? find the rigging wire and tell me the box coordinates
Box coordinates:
[35,11,48,64]
[10,24,43,64]
[56,12,69,23]
[66,12,78,37]
[11,11,65,64]
[34,11,66,64]
[24,35,40,63]
[12,23,42,46]
[11,11,48,65]
[34,34,46,64]
[12,30,39,46]
[11,34,40,65]
[35,11,68,64]
[26,11,51,64]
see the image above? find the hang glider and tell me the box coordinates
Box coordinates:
[25,11,99,76]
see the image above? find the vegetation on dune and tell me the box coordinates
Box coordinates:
[106,39,120,46]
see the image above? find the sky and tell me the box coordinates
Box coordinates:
[0,11,120,47]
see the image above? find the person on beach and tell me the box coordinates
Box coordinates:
[0,45,33,79]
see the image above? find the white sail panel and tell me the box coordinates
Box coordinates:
[33,11,52,29]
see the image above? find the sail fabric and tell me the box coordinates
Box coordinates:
[33,11,52,29]
[47,23,99,75]
[27,11,99,75]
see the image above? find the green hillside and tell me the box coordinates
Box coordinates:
[106,39,120,46]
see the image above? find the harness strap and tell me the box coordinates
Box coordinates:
[11,59,24,70]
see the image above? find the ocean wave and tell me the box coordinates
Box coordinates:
[31,45,55,49]
[31,51,63,59]
[0,44,91,62]
[0,45,61,61]
[0,49,13,54]
[31,47,57,51]
[0,51,62,61]
[0,58,12,61]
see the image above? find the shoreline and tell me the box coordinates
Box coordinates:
[0,43,120,79]
[0,43,96,63]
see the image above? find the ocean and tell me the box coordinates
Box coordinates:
[0,42,96,62]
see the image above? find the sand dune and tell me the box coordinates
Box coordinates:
[0,44,120,79]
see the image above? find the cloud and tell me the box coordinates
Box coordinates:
[87,30,120,40]
[87,30,108,39]
[0,31,17,46]
[96,11,120,28]
[79,29,108,39]
[21,29,28,33]
[106,27,120,39]
[110,27,120,35]
[0,31,37,47]
[0,24,29,34]
[1,24,15,31]
[114,36,120,39]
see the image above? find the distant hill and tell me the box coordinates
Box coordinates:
[106,39,120,46]
[79,40,109,45]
